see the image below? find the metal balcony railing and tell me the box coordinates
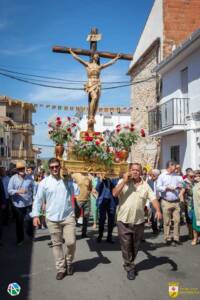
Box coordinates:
[11,149,35,159]
[148,98,189,134]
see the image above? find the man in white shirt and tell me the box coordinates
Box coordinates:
[32,158,79,280]
[157,160,183,246]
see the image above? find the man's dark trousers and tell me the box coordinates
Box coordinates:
[98,198,116,240]
[13,205,34,243]
[117,221,144,271]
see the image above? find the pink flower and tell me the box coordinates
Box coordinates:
[140,128,145,137]
[56,117,61,121]
[71,123,76,127]
[116,124,121,128]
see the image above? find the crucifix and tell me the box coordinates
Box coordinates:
[52,28,132,133]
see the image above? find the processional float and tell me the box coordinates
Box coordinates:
[50,28,144,176]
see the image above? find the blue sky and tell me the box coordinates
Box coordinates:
[0,0,154,157]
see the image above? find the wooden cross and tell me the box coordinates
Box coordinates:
[52,28,132,132]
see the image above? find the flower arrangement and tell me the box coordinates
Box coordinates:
[73,133,113,166]
[104,123,145,152]
[48,116,79,145]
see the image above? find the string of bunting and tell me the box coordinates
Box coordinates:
[33,103,133,113]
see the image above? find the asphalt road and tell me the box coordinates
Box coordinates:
[0,223,200,300]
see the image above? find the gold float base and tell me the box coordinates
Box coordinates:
[61,159,128,177]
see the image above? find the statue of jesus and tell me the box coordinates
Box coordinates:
[69,48,121,131]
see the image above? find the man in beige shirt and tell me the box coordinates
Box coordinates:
[71,173,92,238]
[113,163,162,280]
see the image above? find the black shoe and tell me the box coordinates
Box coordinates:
[165,240,172,246]
[67,264,74,276]
[127,269,136,280]
[97,236,102,243]
[56,272,66,280]
[174,240,182,246]
[48,241,53,247]
[141,239,146,243]
[106,237,114,244]
[81,233,88,238]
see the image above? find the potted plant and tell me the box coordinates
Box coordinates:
[104,123,146,162]
[48,116,79,159]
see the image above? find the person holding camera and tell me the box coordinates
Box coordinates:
[112,163,162,280]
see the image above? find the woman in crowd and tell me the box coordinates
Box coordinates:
[89,174,98,229]
[191,171,200,245]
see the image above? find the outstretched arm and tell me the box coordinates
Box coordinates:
[100,54,121,70]
[69,48,88,67]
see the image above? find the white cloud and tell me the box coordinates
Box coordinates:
[26,85,86,104]
[0,44,47,56]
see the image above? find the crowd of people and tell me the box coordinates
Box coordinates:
[0,159,200,281]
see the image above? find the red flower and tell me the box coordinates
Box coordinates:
[116,124,121,128]
[94,132,100,136]
[116,128,121,133]
[84,132,89,137]
[71,123,77,127]
[140,128,146,137]
[67,128,71,133]
[130,123,134,127]
[85,136,93,142]
[95,140,100,145]
[130,127,135,132]
[56,117,61,121]
[56,120,62,126]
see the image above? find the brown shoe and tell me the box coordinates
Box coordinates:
[56,272,66,280]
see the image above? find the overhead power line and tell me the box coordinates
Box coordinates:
[0,66,130,84]
[0,69,156,90]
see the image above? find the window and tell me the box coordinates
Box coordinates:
[180,67,188,96]
[171,145,180,163]
[0,137,3,144]
[103,116,113,126]
[0,147,5,157]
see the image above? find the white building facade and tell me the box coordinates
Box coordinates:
[148,29,200,170]
[78,112,131,133]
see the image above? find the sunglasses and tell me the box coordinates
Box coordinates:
[49,165,60,170]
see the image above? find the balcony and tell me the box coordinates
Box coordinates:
[11,123,34,134]
[148,98,189,136]
[11,149,35,160]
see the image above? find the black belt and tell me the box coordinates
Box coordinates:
[162,198,179,203]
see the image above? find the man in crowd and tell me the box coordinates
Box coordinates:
[71,173,92,238]
[26,165,35,180]
[0,176,6,246]
[96,175,119,243]
[113,163,162,280]
[157,160,183,246]
[32,158,79,280]
[147,169,161,234]
[0,167,10,225]
[8,161,34,245]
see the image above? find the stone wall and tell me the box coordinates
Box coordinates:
[130,44,160,167]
